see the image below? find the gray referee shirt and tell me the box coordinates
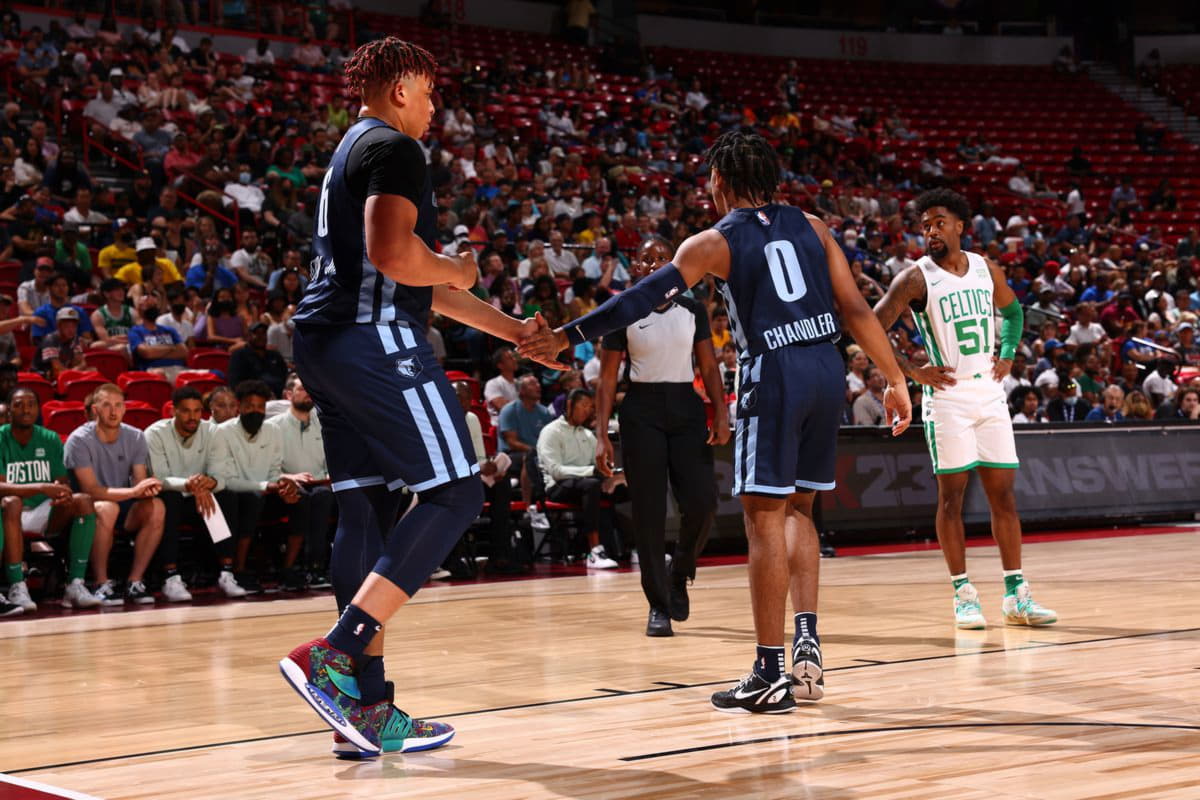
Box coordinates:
[601,295,710,382]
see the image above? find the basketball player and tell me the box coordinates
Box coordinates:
[520,131,912,713]
[278,38,557,756]
[873,188,1057,629]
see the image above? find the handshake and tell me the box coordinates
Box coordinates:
[516,311,573,370]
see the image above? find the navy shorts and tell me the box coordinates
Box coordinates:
[732,341,843,496]
[293,321,480,495]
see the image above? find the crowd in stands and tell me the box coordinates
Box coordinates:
[0,3,1199,611]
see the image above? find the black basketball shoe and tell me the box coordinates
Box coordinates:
[711,672,795,714]
[791,637,824,701]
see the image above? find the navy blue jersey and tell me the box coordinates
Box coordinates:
[294,117,437,328]
[713,204,840,358]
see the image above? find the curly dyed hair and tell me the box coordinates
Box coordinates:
[344,36,438,99]
[913,188,971,222]
[703,130,780,203]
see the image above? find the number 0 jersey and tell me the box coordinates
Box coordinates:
[712,204,840,359]
[910,252,997,380]
[293,117,437,330]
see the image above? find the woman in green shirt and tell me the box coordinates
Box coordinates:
[266,149,305,189]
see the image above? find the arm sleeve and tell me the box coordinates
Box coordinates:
[684,297,711,344]
[563,263,690,345]
[600,327,628,352]
[998,299,1024,360]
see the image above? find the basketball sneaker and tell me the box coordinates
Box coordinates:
[92,580,124,606]
[278,638,382,754]
[1001,582,1057,626]
[162,575,192,603]
[669,574,690,622]
[586,545,618,569]
[711,672,795,714]
[0,598,23,616]
[331,682,455,759]
[954,582,986,630]
[791,637,824,701]
[217,569,247,598]
[7,581,36,613]
[125,580,155,604]
[62,578,100,609]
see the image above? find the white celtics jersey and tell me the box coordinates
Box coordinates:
[911,252,998,380]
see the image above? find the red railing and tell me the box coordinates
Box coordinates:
[80,126,241,242]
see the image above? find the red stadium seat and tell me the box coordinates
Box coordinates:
[83,350,129,383]
[122,407,160,430]
[44,406,86,439]
[175,371,226,396]
[118,372,173,409]
[17,373,54,406]
[187,350,230,373]
[58,370,107,402]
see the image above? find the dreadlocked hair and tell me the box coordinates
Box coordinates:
[703,130,781,204]
[344,36,438,99]
[913,188,971,223]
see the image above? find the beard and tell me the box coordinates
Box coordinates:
[293,400,315,412]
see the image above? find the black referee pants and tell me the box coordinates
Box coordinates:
[619,383,717,614]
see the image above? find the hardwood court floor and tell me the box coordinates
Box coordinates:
[2,529,1198,799]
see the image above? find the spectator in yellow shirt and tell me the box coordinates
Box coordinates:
[710,307,731,351]
[96,226,138,278]
[114,238,184,286]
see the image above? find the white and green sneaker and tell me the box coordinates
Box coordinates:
[1002,582,1057,626]
[953,582,986,629]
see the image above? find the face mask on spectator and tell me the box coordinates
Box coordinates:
[238,172,251,185]
[240,411,265,436]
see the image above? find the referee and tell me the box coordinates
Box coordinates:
[595,236,730,637]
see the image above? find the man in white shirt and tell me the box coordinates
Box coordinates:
[1008,166,1034,198]
[145,385,247,600]
[62,187,110,226]
[157,287,195,345]
[881,241,914,285]
[228,227,272,287]
[1065,302,1107,347]
[536,389,624,569]
[1142,360,1178,407]
[484,347,519,423]
[581,237,630,285]
[266,374,334,591]
[1001,352,1032,398]
[1065,182,1085,219]
[83,79,130,133]
[223,164,266,214]
[638,185,666,218]
[209,379,300,592]
[544,230,579,277]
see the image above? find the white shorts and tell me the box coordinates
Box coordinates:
[21,499,53,534]
[922,379,1019,475]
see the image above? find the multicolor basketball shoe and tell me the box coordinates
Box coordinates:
[331,681,455,759]
[278,638,383,754]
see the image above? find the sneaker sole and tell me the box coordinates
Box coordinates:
[1004,615,1057,626]
[710,701,796,714]
[790,664,824,702]
[0,606,23,617]
[956,618,987,630]
[278,657,381,755]
[331,729,455,759]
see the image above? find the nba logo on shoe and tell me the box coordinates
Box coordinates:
[395,357,423,380]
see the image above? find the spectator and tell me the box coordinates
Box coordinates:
[1141,359,1178,407]
[0,387,100,613]
[199,288,247,350]
[1086,385,1126,423]
[97,224,138,278]
[1001,352,1032,398]
[1109,176,1140,215]
[1066,302,1106,347]
[228,228,271,288]
[499,374,553,527]
[157,286,196,346]
[536,389,623,568]
[0,295,33,366]
[186,237,238,295]
[1155,386,1200,421]
[17,257,53,316]
[65,384,165,605]
[89,278,134,355]
[454,381,522,573]
[1010,386,1046,423]
[484,347,519,423]
[115,237,184,287]
[32,306,86,378]
[227,322,288,398]
[265,374,334,591]
[851,365,887,425]
[144,385,247,601]
[209,380,300,592]
[204,385,239,424]
[1045,376,1084,422]
[128,295,188,382]
[62,187,108,227]
[1122,389,1154,420]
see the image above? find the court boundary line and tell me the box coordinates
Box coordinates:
[0,772,104,800]
[10,624,1198,776]
[619,721,1200,762]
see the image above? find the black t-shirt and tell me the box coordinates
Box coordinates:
[345,126,426,208]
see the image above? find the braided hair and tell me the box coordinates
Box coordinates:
[344,36,438,99]
[703,131,781,204]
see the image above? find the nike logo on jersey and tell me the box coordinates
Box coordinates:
[637,322,653,329]
[930,279,944,287]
